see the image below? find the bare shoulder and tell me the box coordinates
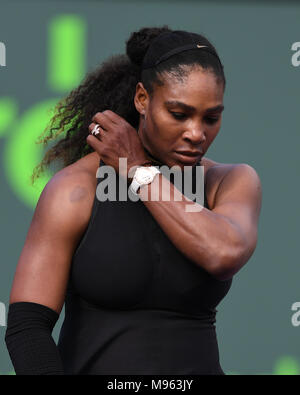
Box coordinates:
[203,157,261,210]
[39,152,100,230]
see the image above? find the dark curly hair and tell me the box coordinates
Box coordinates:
[31,25,226,185]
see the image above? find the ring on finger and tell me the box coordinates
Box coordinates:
[91,124,101,136]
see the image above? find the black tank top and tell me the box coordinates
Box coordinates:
[57,158,232,375]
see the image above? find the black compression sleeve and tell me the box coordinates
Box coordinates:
[5,302,65,375]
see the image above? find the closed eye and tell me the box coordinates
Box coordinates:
[205,117,220,125]
[170,112,187,120]
[170,112,220,124]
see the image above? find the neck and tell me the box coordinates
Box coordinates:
[143,146,163,166]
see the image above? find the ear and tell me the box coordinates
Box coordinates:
[134,82,149,116]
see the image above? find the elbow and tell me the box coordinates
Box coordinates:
[210,232,256,282]
[210,249,244,282]
[210,260,237,282]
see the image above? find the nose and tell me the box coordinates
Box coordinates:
[183,126,206,145]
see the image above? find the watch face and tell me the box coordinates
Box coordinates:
[136,168,153,184]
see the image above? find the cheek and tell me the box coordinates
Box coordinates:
[150,114,168,142]
[205,128,220,146]
[150,111,180,150]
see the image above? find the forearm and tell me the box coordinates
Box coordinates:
[5,302,64,375]
[138,173,244,278]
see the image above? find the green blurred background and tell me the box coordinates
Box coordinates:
[0,0,299,375]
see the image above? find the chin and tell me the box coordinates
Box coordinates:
[173,158,201,169]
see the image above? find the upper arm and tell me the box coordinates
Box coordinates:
[9,170,96,314]
[211,163,262,278]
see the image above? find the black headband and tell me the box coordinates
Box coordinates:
[141,31,223,70]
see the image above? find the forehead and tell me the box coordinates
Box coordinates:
[154,68,224,106]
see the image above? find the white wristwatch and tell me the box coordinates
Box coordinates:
[129,166,161,195]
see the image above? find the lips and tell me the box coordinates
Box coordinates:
[174,151,202,164]
[175,150,203,157]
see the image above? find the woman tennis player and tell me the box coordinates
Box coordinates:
[5,26,262,375]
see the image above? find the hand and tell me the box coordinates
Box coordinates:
[86,110,152,180]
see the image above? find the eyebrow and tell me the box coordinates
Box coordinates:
[164,100,224,113]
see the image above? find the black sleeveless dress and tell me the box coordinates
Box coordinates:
[57,158,232,375]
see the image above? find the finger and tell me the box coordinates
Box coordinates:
[101,110,123,124]
[86,134,103,153]
[91,112,113,130]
